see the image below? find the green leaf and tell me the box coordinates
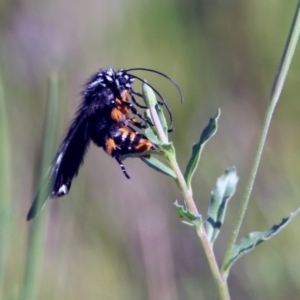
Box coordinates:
[142,82,157,108]
[144,109,154,126]
[174,200,202,224]
[141,157,176,179]
[184,109,221,191]
[121,149,164,161]
[223,207,300,272]
[145,127,161,145]
[206,167,239,244]
[155,104,168,136]
[160,142,176,158]
[144,109,164,145]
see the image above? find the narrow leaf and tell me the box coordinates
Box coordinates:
[160,142,176,157]
[141,157,176,179]
[184,109,221,191]
[224,207,300,272]
[174,200,202,223]
[142,81,157,108]
[145,127,161,145]
[155,104,168,136]
[206,167,239,244]
[121,149,163,161]
[144,109,153,123]
[144,109,165,145]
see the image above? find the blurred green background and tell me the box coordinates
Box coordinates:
[1,0,300,299]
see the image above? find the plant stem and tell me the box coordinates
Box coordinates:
[222,0,300,275]
[196,225,231,300]
[148,105,198,215]
[148,104,230,300]
[0,64,13,299]
[169,156,230,299]
[20,71,61,300]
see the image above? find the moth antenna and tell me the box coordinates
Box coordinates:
[126,67,184,103]
[129,74,174,132]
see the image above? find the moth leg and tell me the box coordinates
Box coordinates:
[120,90,153,127]
[115,155,130,179]
[127,117,147,129]
[130,94,148,109]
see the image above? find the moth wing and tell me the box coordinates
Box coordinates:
[27,107,91,220]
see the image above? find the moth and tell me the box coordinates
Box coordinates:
[27,68,182,220]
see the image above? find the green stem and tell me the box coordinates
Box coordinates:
[170,157,230,299]
[148,104,230,300]
[196,226,230,300]
[222,1,300,275]
[0,64,12,299]
[20,71,61,300]
[148,105,198,215]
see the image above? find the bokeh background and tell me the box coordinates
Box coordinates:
[1,0,300,299]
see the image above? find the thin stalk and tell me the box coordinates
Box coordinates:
[148,103,230,300]
[222,1,300,275]
[20,71,61,300]
[0,65,13,297]
[196,226,230,300]
[148,105,198,215]
[169,155,230,299]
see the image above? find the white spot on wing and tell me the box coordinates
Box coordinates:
[56,153,63,165]
[58,185,68,195]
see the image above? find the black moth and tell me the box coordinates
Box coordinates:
[27,67,182,220]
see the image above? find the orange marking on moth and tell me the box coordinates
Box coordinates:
[111,108,124,122]
[129,131,136,141]
[117,127,131,141]
[118,127,131,135]
[105,138,117,154]
[134,139,154,152]
[115,98,122,105]
[121,104,129,115]
[112,100,129,120]
[121,90,130,102]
